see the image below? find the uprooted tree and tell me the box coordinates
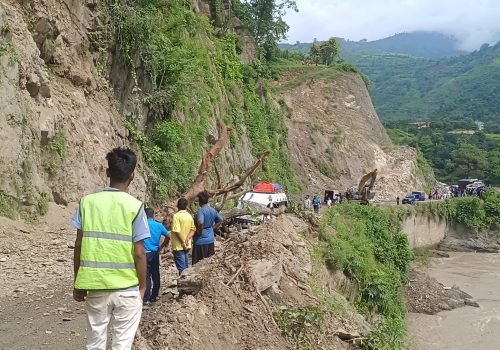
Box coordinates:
[160,121,271,222]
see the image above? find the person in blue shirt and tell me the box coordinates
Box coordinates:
[312,194,321,214]
[143,208,169,307]
[193,191,223,264]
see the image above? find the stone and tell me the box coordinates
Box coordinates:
[335,328,361,341]
[249,259,282,292]
[263,284,282,302]
[0,257,7,262]
[39,82,51,98]
[25,74,40,97]
[45,330,52,334]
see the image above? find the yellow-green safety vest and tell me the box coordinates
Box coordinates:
[74,190,143,290]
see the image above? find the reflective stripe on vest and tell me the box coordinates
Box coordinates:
[74,190,142,290]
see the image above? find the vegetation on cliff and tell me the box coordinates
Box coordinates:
[318,204,413,349]
[413,190,500,230]
[104,0,299,201]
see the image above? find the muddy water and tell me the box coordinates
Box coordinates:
[407,252,500,350]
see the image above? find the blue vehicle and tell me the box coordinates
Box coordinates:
[402,195,417,204]
[411,191,426,201]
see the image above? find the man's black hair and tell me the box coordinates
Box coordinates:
[177,198,188,210]
[145,208,154,218]
[197,191,211,205]
[106,147,137,182]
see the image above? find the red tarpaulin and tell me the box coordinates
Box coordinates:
[253,181,275,193]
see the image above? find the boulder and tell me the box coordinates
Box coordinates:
[249,259,282,292]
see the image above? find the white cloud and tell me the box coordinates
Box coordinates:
[284,0,500,50]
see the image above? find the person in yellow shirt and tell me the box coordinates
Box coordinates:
[171,198,196,274]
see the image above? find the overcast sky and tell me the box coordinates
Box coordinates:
[284,0,500,50]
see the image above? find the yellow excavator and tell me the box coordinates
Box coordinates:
[347,169,378,205]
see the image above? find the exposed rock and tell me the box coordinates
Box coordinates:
[249,258,283,292]
[335,328,361,341]
[277,72,434,201]
[25,73,40,97]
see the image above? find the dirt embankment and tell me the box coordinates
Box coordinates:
[277,68,433,201]
[406,268,479,315]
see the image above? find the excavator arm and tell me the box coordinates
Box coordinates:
[357,169,378,202]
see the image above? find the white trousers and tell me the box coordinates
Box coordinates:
[85,290,143,350]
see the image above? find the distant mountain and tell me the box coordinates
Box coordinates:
[350,42,500,122]
[279,31,467,59]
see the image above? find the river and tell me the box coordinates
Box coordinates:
[407,252,500,349]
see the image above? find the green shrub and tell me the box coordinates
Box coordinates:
[320,203,413,349]
[274,306,324,350]
[415,190,500,230]
[107,0,299,202]
[48,133,67,158]
[37,194,49,216]
[0,192,19,219]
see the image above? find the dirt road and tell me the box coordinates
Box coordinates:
[0,203,87,349]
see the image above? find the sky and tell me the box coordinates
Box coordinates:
[283,0,500,50]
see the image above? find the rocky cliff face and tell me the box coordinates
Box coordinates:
[278,67,432,200]
[0,0,148,216]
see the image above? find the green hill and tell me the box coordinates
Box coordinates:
[279,31,465,58]
[349,42,500,123]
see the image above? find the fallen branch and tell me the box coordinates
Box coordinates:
[257,290,277,329]
[225,264,245,286]
[181,122,230,204]
[209,151,270,197]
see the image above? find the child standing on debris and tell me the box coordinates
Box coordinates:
[72,147,149,350]
[143,208,170,309]
[193,191,223,264]
[171,198,196,274]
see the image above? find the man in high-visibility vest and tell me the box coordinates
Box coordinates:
[71,147,150,350]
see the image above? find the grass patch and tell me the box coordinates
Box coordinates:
[47,133,67,158]
[312,158,337,180]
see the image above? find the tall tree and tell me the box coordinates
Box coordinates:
[319,37,339,65]
[236,0,298,59]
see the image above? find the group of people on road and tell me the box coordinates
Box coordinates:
[71,147,223,350]
[304,194,322,213]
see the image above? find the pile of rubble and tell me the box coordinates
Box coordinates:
[137,215,366,350]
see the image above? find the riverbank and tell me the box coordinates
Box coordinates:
[407,252,500,350]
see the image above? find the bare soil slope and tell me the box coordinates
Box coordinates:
[277,68,431,200]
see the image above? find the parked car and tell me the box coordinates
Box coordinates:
[402,195,417,204]
[411,191,426,201]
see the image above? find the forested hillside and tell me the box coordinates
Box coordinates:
[385,119,500,186]
[280,31,465,58]
[350,42,500,123]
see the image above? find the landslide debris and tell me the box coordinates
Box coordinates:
[406,268,479,315]
[138,215,368,350]
[276,67,434,201]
